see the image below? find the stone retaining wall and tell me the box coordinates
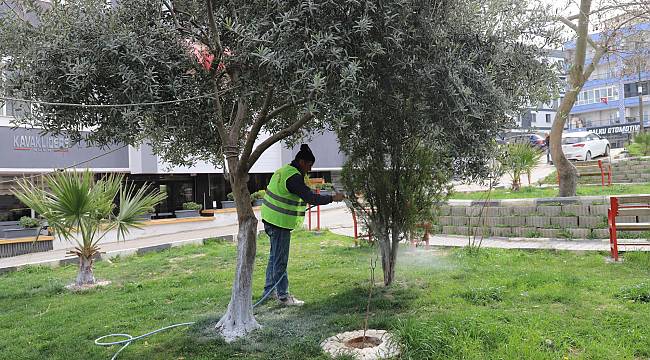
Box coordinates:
[434,195,646,239]
[610,157,650,183]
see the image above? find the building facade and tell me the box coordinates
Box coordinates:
[0,106,345,220]
[566,23,650,148]
[514,50,567,132]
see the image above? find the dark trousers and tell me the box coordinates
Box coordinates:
[263,222,291,298]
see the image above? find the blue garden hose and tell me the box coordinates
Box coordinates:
[95,272,287,360]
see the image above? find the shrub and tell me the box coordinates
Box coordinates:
[182,202,202,211]
[632,132,650,156]
[313,182,335,191]
[19,216,41,228]
[251,190,266,201]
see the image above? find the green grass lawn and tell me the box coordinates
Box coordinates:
[3,231,650,359]
[451,183,650,200]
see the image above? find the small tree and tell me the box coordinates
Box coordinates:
[500,144,542,191]
[12,171,165,286]
[339,0,557,286]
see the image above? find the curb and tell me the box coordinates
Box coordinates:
[431,234,610,243]
[0,234,236,275]
[448,195,611,207]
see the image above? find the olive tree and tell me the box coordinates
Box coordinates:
[0,0,445,340]
[338,0,558,286]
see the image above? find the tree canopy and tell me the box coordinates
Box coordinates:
[338,0,558,285]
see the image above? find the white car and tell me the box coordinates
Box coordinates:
[561,131,610,161]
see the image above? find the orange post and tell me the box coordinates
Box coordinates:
[608,197,620,261]
[598,160,604,188]
[307,204,311,230]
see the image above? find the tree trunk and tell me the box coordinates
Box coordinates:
[376,224,392,286]
[551,0,601,197]
[511,173,521,191]
[379,224,400,286]
[215,163,261,342]
[75,255,96,286]
[551,87,580,197]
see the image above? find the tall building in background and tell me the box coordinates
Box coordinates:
[514,49,567,132]
[565,22,650,148]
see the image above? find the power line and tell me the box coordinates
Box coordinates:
[0,88,235,109]
[0,143,130,185]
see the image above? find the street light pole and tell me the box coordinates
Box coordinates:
[635,42,645,133]
[637,41,645,133]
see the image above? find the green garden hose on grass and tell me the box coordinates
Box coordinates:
[95,272,287,360]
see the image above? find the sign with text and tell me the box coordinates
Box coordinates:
[2,127,129,170]
[588,123,640,136]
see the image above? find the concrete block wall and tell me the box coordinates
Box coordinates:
[610,157,650,183]
[435,195,620,240]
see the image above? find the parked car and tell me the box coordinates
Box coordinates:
[561,131,610,161]
[506,133,546,150]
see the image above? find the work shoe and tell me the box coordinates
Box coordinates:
[259,290,277,303]
[278,294,304,306]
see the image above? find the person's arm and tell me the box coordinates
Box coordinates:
[286,174,333,205]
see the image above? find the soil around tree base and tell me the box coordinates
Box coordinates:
[320,329,400,360]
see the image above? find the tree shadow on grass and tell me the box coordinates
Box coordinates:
[173,285,420,359]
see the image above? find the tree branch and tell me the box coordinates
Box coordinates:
[567,2,650,21]
[266,97,309,122]
[557,16,601,51]
[205,0,223,62]
[239,87,273,166]
[229,96,248,143]
[209,74,228,149]
[247,111,314,171]
[240,95,309,166]
[583,46,608,80]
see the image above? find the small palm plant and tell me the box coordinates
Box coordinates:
[500,143,542,191]
[12,171,166,286]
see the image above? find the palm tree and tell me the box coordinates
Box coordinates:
[500,143,542,191]
[12,171,166,286]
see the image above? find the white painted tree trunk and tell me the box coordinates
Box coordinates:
[215,167,261,342]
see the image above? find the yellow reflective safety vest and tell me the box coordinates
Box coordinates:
[261,164,306,230]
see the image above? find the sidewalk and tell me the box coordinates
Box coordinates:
[2,205,643,274]
[0,205,355,273]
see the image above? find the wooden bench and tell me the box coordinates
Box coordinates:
[556,160,612,187]
[608,195,650,261]
[0,235,54,258]
[571,159,612,187]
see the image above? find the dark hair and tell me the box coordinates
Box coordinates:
[294,144,315,163]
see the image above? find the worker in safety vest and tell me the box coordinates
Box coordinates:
[260,144,345,306]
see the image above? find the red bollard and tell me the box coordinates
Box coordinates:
[307,203,312,231]
[316,189,321,231]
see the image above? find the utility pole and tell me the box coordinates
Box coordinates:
[637,41,645,133]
